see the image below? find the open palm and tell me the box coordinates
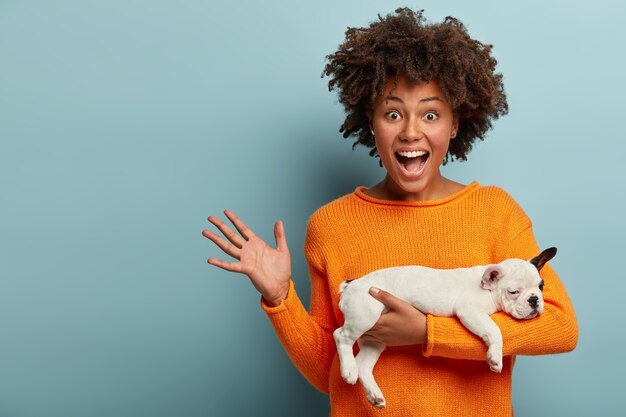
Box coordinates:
[202,210,291,306]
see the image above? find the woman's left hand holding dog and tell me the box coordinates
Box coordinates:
[361,288,427,346]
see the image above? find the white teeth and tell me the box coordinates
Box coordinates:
[397,150,427,158]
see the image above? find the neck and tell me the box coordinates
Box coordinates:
[489,288,503,312]
[371,174,459,202]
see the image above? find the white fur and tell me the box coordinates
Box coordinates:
[334,258,545,409]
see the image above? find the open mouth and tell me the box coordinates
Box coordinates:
[395,150,430,177]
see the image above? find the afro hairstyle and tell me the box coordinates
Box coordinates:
[322,7,509,164]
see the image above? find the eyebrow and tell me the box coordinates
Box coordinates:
[384,95,445,104]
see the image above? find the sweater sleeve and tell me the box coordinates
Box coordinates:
[259,217,337,393]
[423,214,578,361]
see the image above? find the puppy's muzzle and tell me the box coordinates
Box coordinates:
[528,295,539,309]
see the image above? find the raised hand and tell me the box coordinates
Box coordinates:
[202,210,291,306]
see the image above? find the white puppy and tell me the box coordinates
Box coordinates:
[333,247,557,408]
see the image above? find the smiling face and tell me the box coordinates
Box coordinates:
[369,76,459,201]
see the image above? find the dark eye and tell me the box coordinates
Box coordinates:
[539,280,544,291]
[386,110,401,120]
[508,290,520,295]
[424,112,438,121]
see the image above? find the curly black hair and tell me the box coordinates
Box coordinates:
[322,8,508,164]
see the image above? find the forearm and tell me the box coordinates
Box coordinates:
[425,224,579,361]
[423,286,578,360]
[261,280,336,393]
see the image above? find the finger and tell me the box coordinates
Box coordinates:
[274,220,289,252]
[202,229,241,259]
[208,215,245,248]
[359,333,380,343]
[207,257,244,273]
[369,287,404,310]
[224,210,256,241]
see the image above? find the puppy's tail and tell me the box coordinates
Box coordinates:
[338,280,353,294]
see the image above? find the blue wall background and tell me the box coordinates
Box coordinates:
[1,0,624,416]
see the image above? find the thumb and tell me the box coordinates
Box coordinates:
[274,220,289,252]
[369,287,403,309]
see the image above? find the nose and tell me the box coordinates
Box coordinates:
[528,295,539,309]
[400,116,424,141]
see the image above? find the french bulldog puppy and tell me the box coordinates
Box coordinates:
[333,247,557,409]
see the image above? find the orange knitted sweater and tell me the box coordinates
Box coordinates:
[261,182,578,417]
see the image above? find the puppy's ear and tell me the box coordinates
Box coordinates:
[481,265,504,290]
[530,247,557,272]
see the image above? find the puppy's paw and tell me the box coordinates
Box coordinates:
[366,392,386,409]
[487,347,503,373]
[340,364,358,385]
[489,360,503,373]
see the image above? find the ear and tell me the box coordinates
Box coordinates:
[481,265,504,290]
[451,115,459,139]
[530,247,557,272]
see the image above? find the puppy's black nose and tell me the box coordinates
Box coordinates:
[528,295,539,309]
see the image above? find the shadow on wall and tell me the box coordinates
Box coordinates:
[286,125,382,294]
[237,122,383,416]
[299,134,382,208]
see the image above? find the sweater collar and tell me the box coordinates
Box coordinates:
[353,181,480,207]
